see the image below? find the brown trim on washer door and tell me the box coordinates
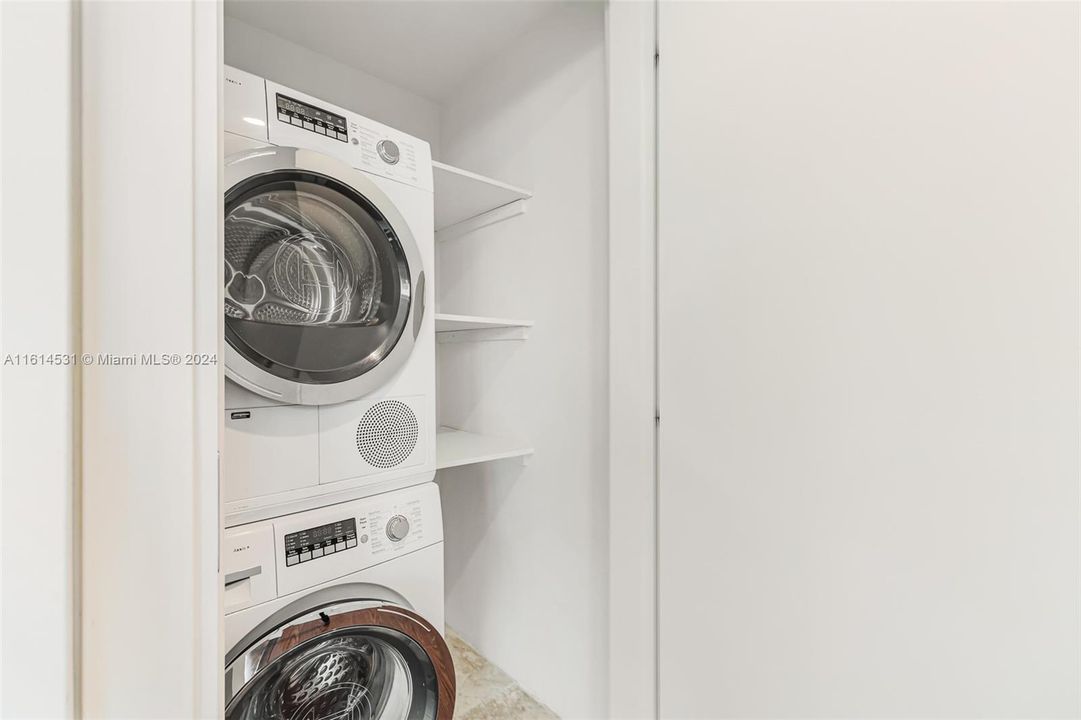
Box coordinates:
[267,604,456,719]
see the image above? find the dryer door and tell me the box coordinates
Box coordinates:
[224,147,425,406]
[225,601,454,720]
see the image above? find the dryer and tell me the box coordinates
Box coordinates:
[223,482,454,719]
[222,66,435,525]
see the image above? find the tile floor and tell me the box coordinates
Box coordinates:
[446,627,559,719]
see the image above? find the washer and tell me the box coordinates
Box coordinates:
[223,482,454,719]
[222,66,435,526]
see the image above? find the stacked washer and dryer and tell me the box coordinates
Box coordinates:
[220,66,454,719]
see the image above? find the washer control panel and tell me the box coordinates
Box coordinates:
[284,517,358,566]
[264,482,443,598]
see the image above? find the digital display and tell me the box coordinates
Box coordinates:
[276,93,348,143]
[284,518,357,566]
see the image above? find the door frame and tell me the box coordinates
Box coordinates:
[9,1,661,717]
[1,2,81,716]
[79,1,223,716]
[606,1,658,717]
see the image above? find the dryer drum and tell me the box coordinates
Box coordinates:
[224,169,411,386]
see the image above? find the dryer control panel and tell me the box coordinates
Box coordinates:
[264,79,433,192]
[274,93,348,143]
[222,66,433,192]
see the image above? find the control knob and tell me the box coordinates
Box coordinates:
[376,139,400,165]
[386,514,410,542]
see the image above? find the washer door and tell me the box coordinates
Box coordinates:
[225,601,454,720]
[224,147,425,406]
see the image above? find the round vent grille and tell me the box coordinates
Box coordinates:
[355,400,418,468]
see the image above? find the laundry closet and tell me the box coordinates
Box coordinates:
[220,3,609,718]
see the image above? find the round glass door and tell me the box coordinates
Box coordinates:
[227,627,436,720]
[224,169,412,386]
[225,602,454,720]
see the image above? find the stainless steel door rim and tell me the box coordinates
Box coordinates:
[224,146,425,406]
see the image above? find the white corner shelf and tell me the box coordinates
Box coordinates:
[433,161,532,237]
[436,427,534,470]
[435,313,533,343]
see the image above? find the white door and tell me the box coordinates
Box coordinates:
[657,3,1080,717]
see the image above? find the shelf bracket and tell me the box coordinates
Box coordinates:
[435,199,529,242]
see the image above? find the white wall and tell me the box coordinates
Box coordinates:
[0,2,78,716]
[435,3,609,718]
[657,3,1080,718]
[224,16,442,155]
